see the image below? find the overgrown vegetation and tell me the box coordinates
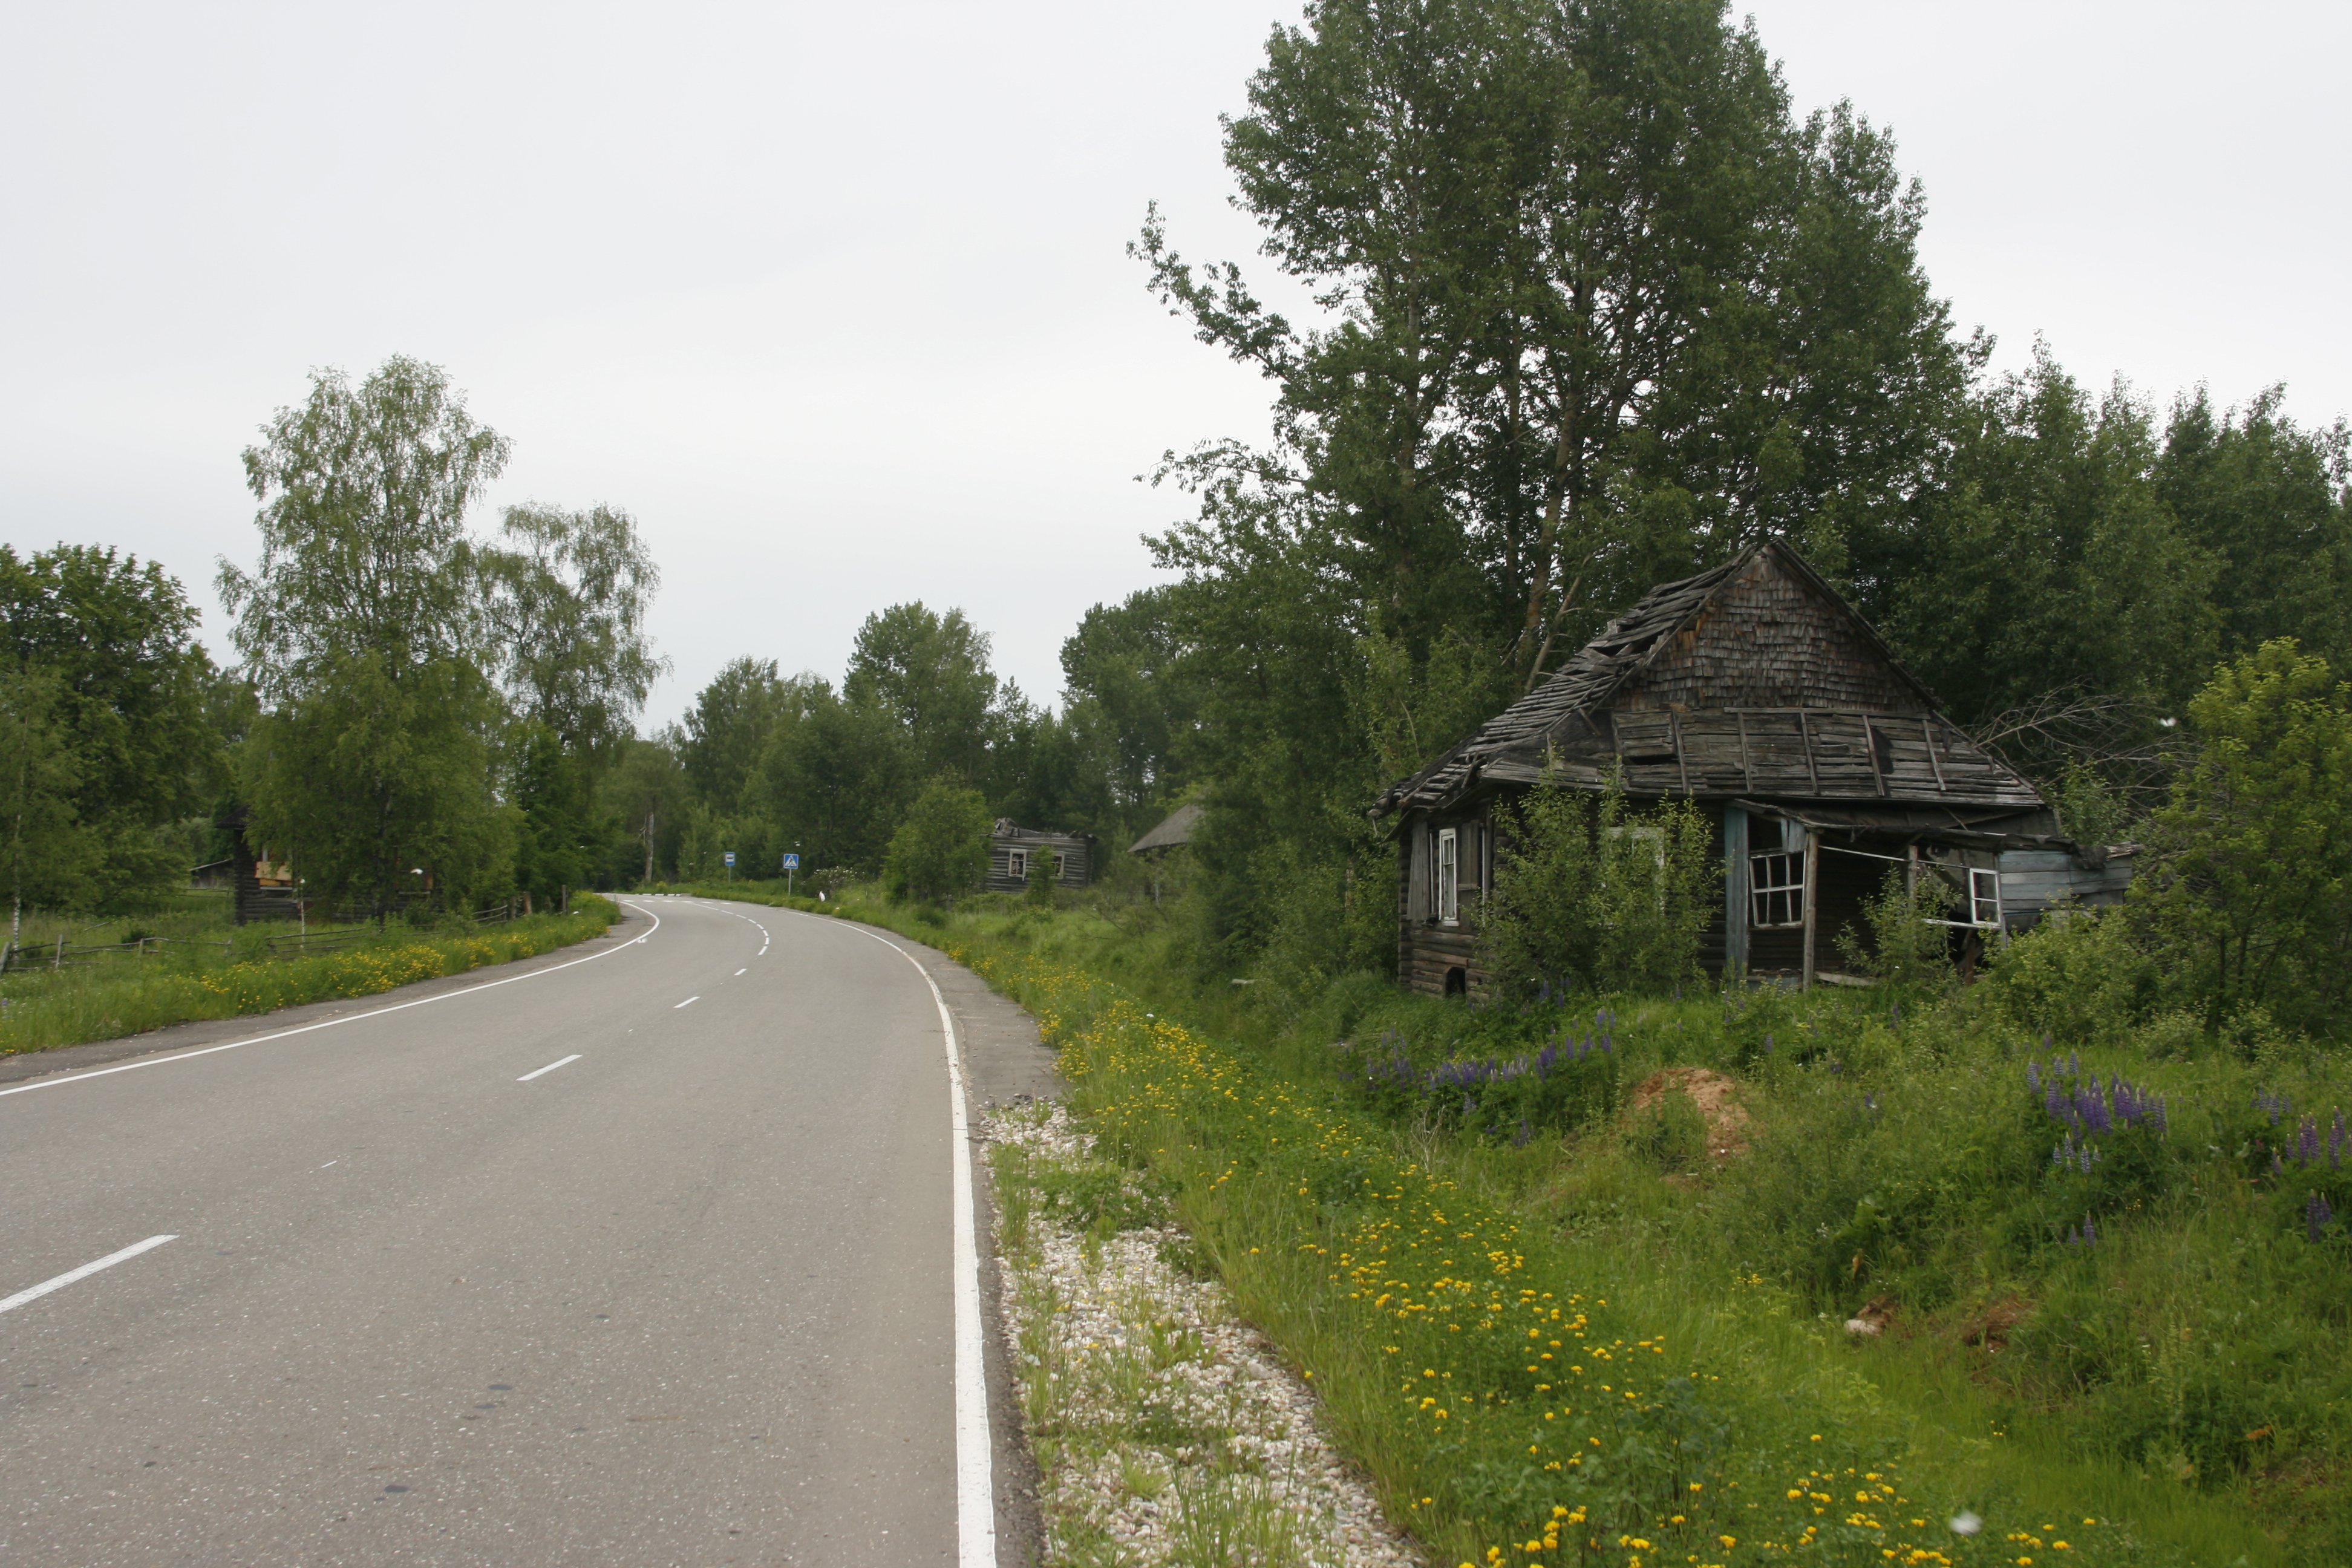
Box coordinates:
[818,878,2346,1566]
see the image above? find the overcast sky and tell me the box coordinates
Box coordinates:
[4,2,2345,728]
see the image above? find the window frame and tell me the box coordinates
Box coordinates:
[1007,848,1027,882]
[1749,849,1806,929]
[1924,865,2003,930]
[1436,827,1460,926]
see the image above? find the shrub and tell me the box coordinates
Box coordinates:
[1832,864,1959,989]
[882,777,991,901]
[1979,903,2154,1047]
[1477,770,1716,999]
[2134,639,2352,1039]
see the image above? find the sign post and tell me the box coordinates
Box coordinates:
[724,850,736,883]
[783,852,800,897]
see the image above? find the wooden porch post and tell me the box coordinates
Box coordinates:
[1723,805,1749,979]
[1800,832,1819,991]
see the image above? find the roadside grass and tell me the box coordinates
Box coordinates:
[811,889,2342,1568]
[0,893,621,1054]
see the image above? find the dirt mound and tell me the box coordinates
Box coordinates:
[1961,1295,2034,1353]
[1627,1067,1751,1161]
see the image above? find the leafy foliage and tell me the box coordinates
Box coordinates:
[882,777,993,902]
[2135,641,2352,1036]
[1478,771,1716,998]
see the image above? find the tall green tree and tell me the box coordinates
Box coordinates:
[0,544,221,906]
[882,778,993,902]
[0,668,83,934]
[1868,350,2220,731]
[241,653,518,918]
[1135,0,1967,964]
[2135,641,2352,1038]
[681,658,799,812]
[844,603,1001,784]
[220,358,518,919]
[2157,387,2352,669]
[1058,586,1204,815]
[482,501,667,784]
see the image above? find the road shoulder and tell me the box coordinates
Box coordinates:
[828,918,1059,1568]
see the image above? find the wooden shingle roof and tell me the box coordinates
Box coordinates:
[1372,540,2043,818]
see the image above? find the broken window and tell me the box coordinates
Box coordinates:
[1924,864,2002,929]
[1008,848,1028,881]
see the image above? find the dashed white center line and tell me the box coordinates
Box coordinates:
[1,1235,178,1316]
[735,968,747,976]
[675,996,700,1008]
[517,1054,582,1082]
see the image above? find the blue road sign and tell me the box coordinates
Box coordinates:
[782,854,800,871]
[723,851,736,866]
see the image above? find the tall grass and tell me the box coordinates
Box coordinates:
[820,888,2340,1567]
[0,894,620,1054]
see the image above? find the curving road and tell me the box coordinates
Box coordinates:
[0,897,1054,1566]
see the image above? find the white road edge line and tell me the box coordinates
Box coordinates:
[517,1053,582,1082]
[674,996,699,1008]
[831,918,995,1568]
[0,1235,178,1315]
[0,902,663,1101]
[735,969,747,976]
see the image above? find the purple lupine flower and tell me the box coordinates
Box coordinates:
[2028,1060,2042,1093]
[1514,1118,1532,1149]
[2082,1214,2098,1246]
[2079,1144,2095,1174]
[1890,1001,1901,1027]
[2331,1110,2344,1172]
[2152,1096,2167,1137]
[2309,1192,2336,1243]
[2273,1153,2285,1177]
[2068,1050,2080,1079]
[2042,1030,2053,1056]
[2298,1116,2321,1169]
[1764,1032,1775,1056]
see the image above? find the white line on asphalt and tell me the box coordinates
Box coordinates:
[0,1235,177,1316]
[517,1054,582,1082]
[674,996,699,1008]
[320,1160,336,1168]
[831,920,995,1568]
[0,903,665,1102]
[735,968,746,976]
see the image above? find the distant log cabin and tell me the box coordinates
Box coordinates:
[1370,540,2134,996]
[984,820,1096,892]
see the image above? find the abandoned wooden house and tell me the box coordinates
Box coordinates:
[1370,539,2133,996]
[984,820,1096,893]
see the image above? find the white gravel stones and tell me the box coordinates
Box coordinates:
[984,1100,1424,1568]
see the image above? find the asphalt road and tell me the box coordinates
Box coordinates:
[0,897,1056,1566]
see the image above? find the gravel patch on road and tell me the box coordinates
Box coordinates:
[983,1099,1424,1568]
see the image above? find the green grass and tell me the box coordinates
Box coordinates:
[0,893,621,1054]
[812,886,2342,1567]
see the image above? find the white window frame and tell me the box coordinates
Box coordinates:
[1750,850,1806,929]
[1925,865,2003,930]
[1436,828,1459,925]
[1053,852,1067,880]
[1007,848,1027,881]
